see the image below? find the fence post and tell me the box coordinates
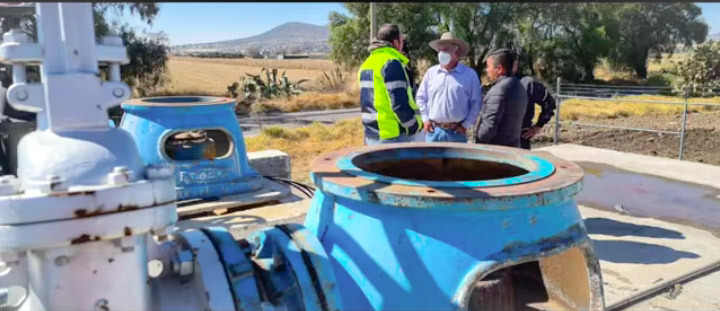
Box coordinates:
[678,88,689,160]
[554,77,562,145]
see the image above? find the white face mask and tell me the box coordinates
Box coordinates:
[438,51,452,66]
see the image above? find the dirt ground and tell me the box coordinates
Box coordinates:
[534,111,720,165]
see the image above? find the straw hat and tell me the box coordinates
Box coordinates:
[429,32,470,57]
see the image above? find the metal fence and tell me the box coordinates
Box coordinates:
[552,78,720,160]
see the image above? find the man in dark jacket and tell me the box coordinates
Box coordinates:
[509,53,557,149]
[474,49,527,148]
[519,76,556,149]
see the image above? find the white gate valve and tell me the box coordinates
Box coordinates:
[0,3,341,311]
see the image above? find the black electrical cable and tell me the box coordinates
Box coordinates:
[269,176,316,192]
[264,176,315,198]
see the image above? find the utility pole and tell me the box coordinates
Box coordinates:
[369,2,377,42]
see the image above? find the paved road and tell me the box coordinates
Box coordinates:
[237,108,360,137]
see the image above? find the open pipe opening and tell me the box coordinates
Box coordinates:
[350,147,534,182]
[469,247,593,311]
[164,129,233,161]
[358,158,528,181]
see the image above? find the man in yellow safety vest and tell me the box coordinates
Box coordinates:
[358,24,423,145]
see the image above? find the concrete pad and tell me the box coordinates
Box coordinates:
[248,149,291,179]
[536,144,720,189]
[540,144,720,310]
[579,206,720,308]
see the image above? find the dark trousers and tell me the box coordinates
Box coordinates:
[520,138,531,150]
[520,129,531,150]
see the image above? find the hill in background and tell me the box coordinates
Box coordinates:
[173,22,330,55]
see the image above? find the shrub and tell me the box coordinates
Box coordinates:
[316,67,349,93]
[674,42,720,96]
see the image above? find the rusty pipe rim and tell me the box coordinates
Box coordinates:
[310,142,584,209]
[336,145,555,188]
[123,96,235,107]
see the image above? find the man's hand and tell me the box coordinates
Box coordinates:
[522,125,543,139]
[455,125,467,134]
[423,121,434,133]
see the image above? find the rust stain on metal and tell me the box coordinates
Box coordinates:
[70,234,101,244]
[50,190,96,197]
[74,208,102,218]
[499,224,583,258]
[118,204,139,212]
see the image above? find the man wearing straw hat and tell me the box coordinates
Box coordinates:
[415,32,483,143]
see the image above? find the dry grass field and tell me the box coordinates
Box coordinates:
[561,95,720,120]
[245,118,364,184]
[158,56,339,96]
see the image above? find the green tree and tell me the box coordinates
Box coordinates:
[115,25,169,96]
[548,3,618,81]
[440,3,519,74]
[608,3,708,78]
[328,3,439,69]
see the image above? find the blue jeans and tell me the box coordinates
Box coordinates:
[364,134,419,146]
[425,127,467,143]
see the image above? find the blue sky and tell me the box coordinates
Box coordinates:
[111,2,720,46]
[109,2,349,45]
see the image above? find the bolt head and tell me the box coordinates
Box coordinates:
[173,250,194,276]
[0,175,20,196]
[108,168,133,185]
[148,259,165,278]
[113,166,129,174]
[112,88,124,98]
[35,175,67,193]
[54,256,70,267]
[15,90,28,101]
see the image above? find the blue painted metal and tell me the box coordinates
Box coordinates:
[304,142,604,311]
[201,225,343,311]
[200,227,263,311]
[119,96,261,200]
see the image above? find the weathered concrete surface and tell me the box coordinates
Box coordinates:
[580,206,720,310]
[540,144,720,310]
[248,150,291,179]
[536,144,720,189]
